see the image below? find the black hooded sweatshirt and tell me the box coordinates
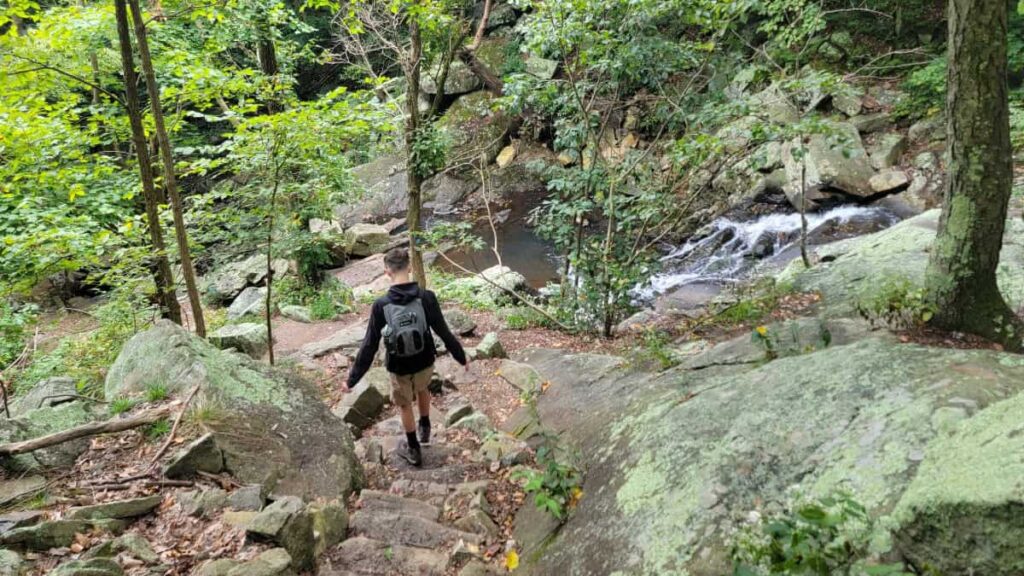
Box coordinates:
[347,282,466,387]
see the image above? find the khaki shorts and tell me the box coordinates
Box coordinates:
[390,366,433,407]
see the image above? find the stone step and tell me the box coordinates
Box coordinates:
[399,463,470,484]
[356,490,440,522]
[321,536,447,576]
[388,479,449,507]
[385,443,461,471]
[349,509,482,549]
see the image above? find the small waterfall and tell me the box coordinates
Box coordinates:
[642,205,900,298]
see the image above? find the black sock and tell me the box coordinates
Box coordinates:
[419,416,431,428]
[406,431,420,450]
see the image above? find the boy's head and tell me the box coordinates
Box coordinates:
[384,247,411,282]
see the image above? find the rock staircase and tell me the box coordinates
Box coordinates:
[321,431,500,576]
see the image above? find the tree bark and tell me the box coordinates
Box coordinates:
[405,19,427,288]
[925,0,1021,349]
[127,0,207,337]
[114,0,182,324]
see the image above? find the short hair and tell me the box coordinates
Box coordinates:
[383,247,410,272]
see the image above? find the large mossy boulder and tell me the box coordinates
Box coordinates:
[421,59,481,96]
[105,321,362,501]
[206,255,289,304]
[209,323,269,359]
[10,376,77,416]
[778,210,1024,317]
[438,91,511,167]
[512,338,1024,575]
[336,155,408,225]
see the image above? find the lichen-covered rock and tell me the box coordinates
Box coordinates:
[344,223,390,257]
[226,548,294,576]
[443,309,476,336]
[511,339,1024,575]
[10,376,76,416]
[868,133,908,170]
[227,286,267,320]
[177,488,228,518]
[51,558,123,576]
[336,155,408,224]
[421,59,481,96]
[209,323,269,359]
[0,520,93,550]
[105,321,362,502]
[445,403,474,427]
[450,266,528,304]
[777,210,1024,317]
[449,412,493,437]
[892,391,1024,575]
[333,379,385,431]
[423,172,477,215]
[246,497,313,570]
[278,305,312,324]
[206,255,289,304]
[869,169,910,193]
[226,485,264,511]
[0,402,96,472]
[0,549,21,576]
[308,500,348,558]
[83,532,158,563]
[68,495,162,520]
[474,333,506,360]
[781,121,875,209]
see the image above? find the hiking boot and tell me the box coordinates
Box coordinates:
[398,443,423,467]
[418,420,431,445]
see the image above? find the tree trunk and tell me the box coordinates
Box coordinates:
[114,0,181,325]
[257,21,280,113]
[925,0,1020,349]
[405,20,427,288]
[127,0,206,337]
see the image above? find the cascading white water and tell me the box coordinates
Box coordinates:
[641,205,900,298]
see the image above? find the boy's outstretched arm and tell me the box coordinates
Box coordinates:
[424,292,467,367]
[346,303,383,390]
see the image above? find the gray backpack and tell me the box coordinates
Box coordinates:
[382,298,429,358]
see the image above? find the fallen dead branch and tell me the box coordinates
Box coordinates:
[0,405,172,457]
[149,385,201,467]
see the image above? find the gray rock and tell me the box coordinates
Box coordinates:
[749,84,799,124]
[0,511,43,536]
[51,558,123,576]
[479,434,530,466]
[443,309,476,337]
[349,508,482,548]
[0,519,93,550]
[361,368,392,405]
[453,508,499,539]
[0,477,46,508]
[914,151,939,172]
[206,255,289,304]
[68,495,162,520]
[227,485,264,511]
[196,559,240,576]
[345,223,390,257]
[227,286,267,320]
[449,413,493,437]
[10,376,77,416]
[300,323,366,358]
[850,112,892,134]
[105,321,362,502]
[356,491,440,521]
[423,173,476,215]
[83,532,158,563]
[832,90,863,117]
[495,360,541,393]
[0,549,20,576]
[524,54,558,80]
[177,488,228,518]
[908,115,946,143]
[163,433,224,479]
[209,323,269,359]
[308,500,348,558]
[0,403,95,472]
[338,155,408,224]
[781,121,875,209]
[421,59,482,96]
[474,333,506,360]
[458,559,501,576]
[226,548,294,576]
[869,169,911,193]
[328,536,447,576]
[278,305,312,324]
[338,380,385,428]
[445,403,474,427]
[246,496,305,539]
[869,133,908,170]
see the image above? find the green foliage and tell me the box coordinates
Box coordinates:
[1011,93,1024,152]
[409,123,449,179]
[500,306,555,331]
[428,270,500,311]
[893,57,947,120]
[144,383,169,403]
[512,444,583,522]
[856,277,937,330]
[0,301,38,367]
[145,418,171,441]
[731,491,912,576]
[275,276,353,320]
[13,289,154,398]
[109,396,135,415]
[635,328,680,370]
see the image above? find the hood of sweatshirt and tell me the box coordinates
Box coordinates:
[387,282,422,305]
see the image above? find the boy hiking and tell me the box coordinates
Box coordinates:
[344,247,468,466]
